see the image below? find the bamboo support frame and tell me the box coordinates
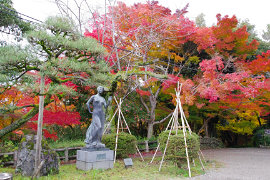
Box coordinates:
[106,96,144,163]
[199,149,206,163]
[152,82,192,177]
[114,98,121,163]
[198,152,205,171]
[150,108,176,163]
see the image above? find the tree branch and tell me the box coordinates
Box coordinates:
[139,95,150,113]
[153,111,173,125]
[0,95,52,138]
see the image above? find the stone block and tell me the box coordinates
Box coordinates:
[76,160,85,170]
[85,162,93,170]
[76,149,114,170]
[92,160,113,169]
[124,158,133,168]
[77,150,114,162]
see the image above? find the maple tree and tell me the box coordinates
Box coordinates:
[84,2,269,141]
[85,1,197,139]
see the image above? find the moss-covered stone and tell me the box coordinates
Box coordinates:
[15,135,59,176]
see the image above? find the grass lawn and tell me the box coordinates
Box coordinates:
[0,157,211,180]
[48,140,85,149]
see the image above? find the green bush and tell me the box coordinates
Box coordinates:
[48,125,87,142]
[0,141,18,167]
[253,129,270,147]
[200,137,224,149]
[102,132,137,158]
[158,130,200,168]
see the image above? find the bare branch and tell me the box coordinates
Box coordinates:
[153,111,173,125]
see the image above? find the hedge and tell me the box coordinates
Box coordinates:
[158,130,200,168]
[102,132,137,158]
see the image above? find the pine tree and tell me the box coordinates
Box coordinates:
[0,16,110,138]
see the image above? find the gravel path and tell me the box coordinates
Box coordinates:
[192,148,270,180]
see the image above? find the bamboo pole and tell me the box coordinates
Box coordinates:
[179,99,191,177]
[158,126,173,171]
[158,109,177,171]
[150,109,175,163]
[103,103,119,134]
[198,152,205,171]
[120,111,144,161]
[199,149,206,163]
[32,160,45,179]
[114,98,122,163]
[179,100,192,134]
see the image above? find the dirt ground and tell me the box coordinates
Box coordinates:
[192,148,270,180]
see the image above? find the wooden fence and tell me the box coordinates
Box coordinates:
[0,141,158,166]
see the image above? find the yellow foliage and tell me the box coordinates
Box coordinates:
[217,110,265,135]
[187,56,200,64]
[174,55,184,62]
[126,45,133,51]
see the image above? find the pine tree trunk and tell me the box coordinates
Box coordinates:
[35,75,45,177]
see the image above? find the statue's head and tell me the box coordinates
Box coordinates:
[97,86,104,94]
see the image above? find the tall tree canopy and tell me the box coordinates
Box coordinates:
[0,16,109,138]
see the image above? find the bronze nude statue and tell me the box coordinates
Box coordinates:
[85,86,112,148]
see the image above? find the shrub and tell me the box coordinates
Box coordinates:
[102,132,137,158]
[253,129,270,147]
[200,137,224,149]
[158,130,200,168]
[47,124,87,141]
[0,141,18,167]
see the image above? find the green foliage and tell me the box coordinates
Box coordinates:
[262,24,270,41]
[48,124,87,142]
[0,0,32,44]
[195,13,206,27]
[200,137,224,149]
[187,56,200,65]
[253,129,270,147]
[102,132,137,158]
[0,140,17,166]
[45,16,77,34]
[158,130,200,167]
[0,45,39,84]
[0,140,17,153]
[121,93,150,137]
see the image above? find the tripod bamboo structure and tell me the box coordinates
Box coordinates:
[103,96,144,163]
[150,82,204,178]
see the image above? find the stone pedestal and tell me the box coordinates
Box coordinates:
[76,148,114,170]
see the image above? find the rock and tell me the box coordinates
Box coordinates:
[15,135,59,177]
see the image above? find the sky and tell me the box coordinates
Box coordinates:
[10,0,270,37]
